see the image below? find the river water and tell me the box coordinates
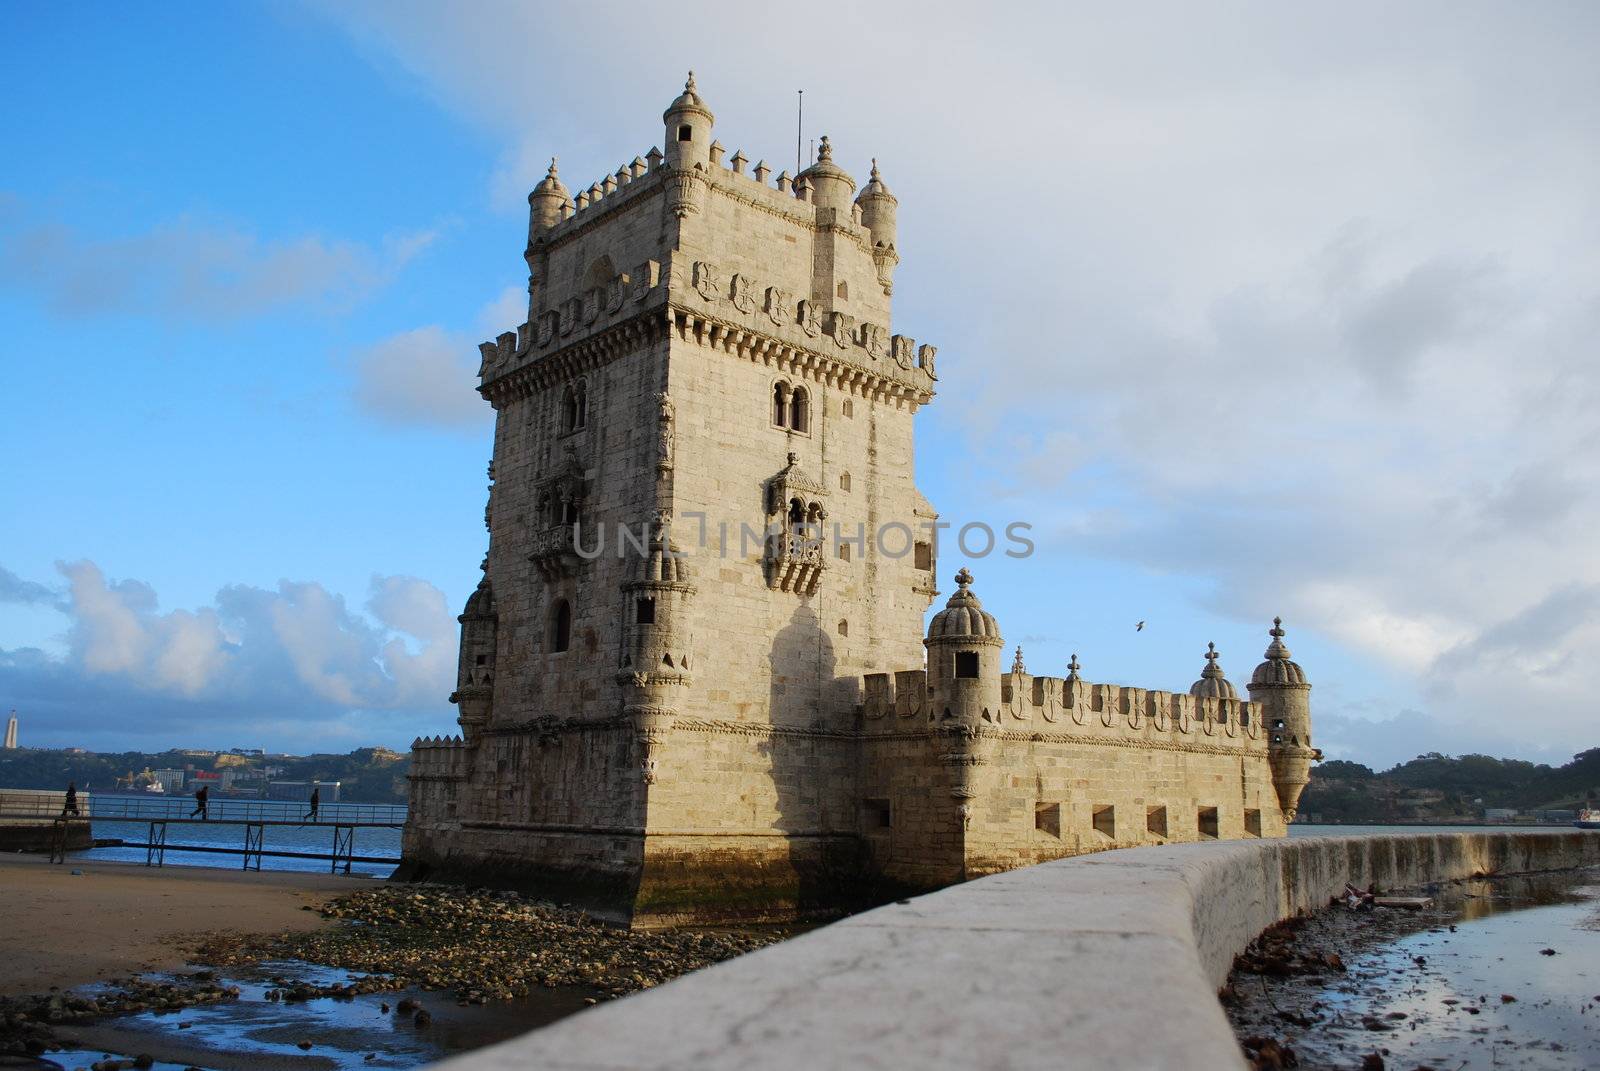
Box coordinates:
[1228,867,1600,1070]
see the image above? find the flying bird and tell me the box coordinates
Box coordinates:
[1135,621,1145,632]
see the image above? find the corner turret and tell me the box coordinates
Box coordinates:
[855,159,899,295]
[1248,617,1320,820]
[618,518,696,785]
[527,158,572,238]
[450,577,497,742]
[663,71,714,170]
[924,569,1004,723]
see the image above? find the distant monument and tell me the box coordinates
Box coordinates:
[401,76,1321,925]
[3,711,16,750]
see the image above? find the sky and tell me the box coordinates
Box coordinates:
[2,2,1597,768]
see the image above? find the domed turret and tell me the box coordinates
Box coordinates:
[795,136,856,213]
[1247,617,1319,821]
[619,517,696,785]
[1251,618,1309,687]
[1189,642,1237,700]
[528,158,572,237]
[451,577,498,741]
[855,158,898,246]
[924,569,1004,723]
[663,71,714,169]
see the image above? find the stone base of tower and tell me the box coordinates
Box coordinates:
[397,823,873,928]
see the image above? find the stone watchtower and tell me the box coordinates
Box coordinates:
[403,75,941,924]
[1249,618,1322,820]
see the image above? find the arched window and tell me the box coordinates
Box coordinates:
[772,382,789,427]
[550,599,572,653]
[562,380,588,433]
[836,281,849,300]
[789,387,809,433]
[788,497,806,530]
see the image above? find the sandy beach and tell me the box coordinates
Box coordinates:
[0,854,371,995]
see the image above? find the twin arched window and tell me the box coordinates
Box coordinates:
[771,381,809,433]
[562,380,588,433]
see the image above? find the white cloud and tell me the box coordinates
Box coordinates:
[0,204,437,320]
[1,561,458,746]
[349,286,521,430]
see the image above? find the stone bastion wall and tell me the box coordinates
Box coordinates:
[434,829,1600,1071]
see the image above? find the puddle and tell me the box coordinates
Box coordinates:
[1228,870,1600,1070]
[41,961,601,1071]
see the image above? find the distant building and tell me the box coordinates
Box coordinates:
[62,746,88,754]
[1484,807,1518,821]
[3,711,16,749]
[268,780,341,803]
[176,749,216,758]
[228,748,266,757]
[151,769,186,793]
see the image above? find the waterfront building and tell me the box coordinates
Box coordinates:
[403,76,1320,925]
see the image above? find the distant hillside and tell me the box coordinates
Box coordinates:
[0,747,411,803]
[1299,748,1600,823]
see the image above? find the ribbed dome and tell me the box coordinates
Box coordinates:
[531,158,569,199]
[796,136,855,189]
[855,159,896,205]
[1251,618,1309,687]
[663,71,714,123]
[1189,642,1237,699]
[927,569,1001,641]
[462,578,495,620]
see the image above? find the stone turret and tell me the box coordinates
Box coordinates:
[796,135,855,214]
[855,159,899,295]
[527,158,571,237]
[924,569,1004,724]
[663,71,714,170]
[450,577,497,742]
[618,519,696,785]
[1189,642,1237,700]
[1248,617,1320,820]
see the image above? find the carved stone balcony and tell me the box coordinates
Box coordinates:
[766,529,825,595]
[530,524,585,581]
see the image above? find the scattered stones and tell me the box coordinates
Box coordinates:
[195,884,786,1002]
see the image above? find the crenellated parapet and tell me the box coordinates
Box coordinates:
[862,659,1266,751]
[408,735,469,782]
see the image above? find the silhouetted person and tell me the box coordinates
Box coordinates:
[304,787,320,822]
[190,784,209,820]
[62,781,79,817]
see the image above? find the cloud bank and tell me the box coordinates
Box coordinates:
[0,561,456,752]
[299,2,1600,766]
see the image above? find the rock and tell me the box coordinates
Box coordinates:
[412,1010,432,1028]
[132,1056,153,1070]
[1539,948,1558,956]
[297,1040,313,1050]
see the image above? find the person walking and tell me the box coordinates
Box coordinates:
[190,784,209,820]
[62,781,79,817]
[304,786,320,823]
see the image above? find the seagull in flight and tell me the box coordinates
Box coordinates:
[1135,621,1145,632]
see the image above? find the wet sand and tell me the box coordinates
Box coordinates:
[0,854,369,995]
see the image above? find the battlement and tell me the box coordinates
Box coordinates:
[862,664,1265,748]
[409,735,468,781]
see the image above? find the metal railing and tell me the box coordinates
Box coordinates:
[0,792,406,824]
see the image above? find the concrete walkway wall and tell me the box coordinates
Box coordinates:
[441,831,1600,1071]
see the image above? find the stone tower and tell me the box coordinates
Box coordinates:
[1249,618,1320,820]
[403,74,941,924]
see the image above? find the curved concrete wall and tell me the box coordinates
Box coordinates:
[441,831,1600,1071]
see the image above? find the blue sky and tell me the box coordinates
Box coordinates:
[3,2,1597,767]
